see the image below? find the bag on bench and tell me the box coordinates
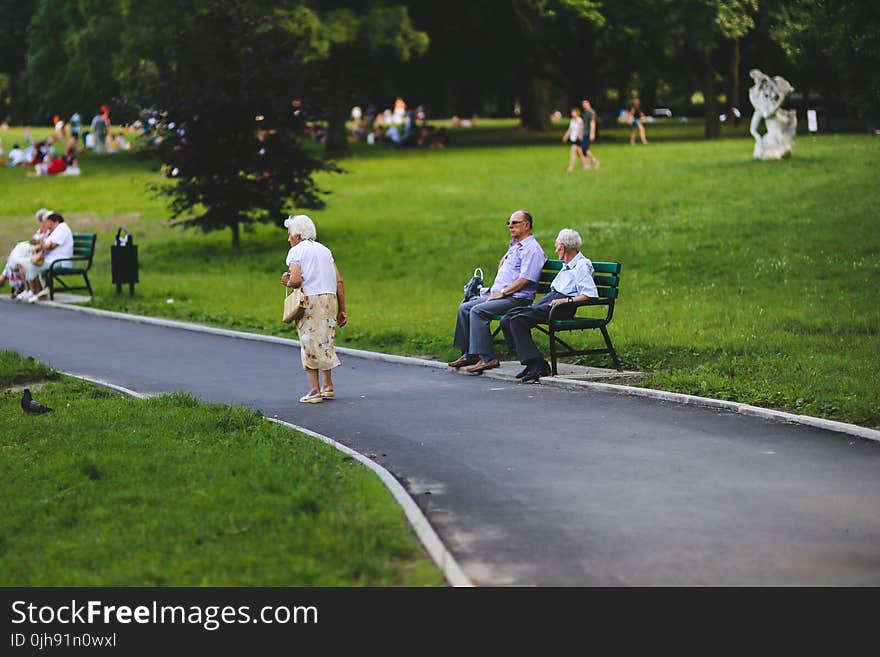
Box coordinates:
[462,267,483,302]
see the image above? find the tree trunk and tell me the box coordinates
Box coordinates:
[324,55,349,156]
[728,38,741,125]
[325,99,349,156]
[230,219,241,256]
[641,77,658,115]
[519,75,551,131]
[702,54,721,139]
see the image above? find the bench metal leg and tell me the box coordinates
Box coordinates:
[600,326,622,370]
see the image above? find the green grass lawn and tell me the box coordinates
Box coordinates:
[1,121,878,428]
[0,351,444,586]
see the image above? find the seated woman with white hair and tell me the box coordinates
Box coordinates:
[1,208,52,298]
[281,214,348,403]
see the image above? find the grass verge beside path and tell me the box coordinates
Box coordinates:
[1,122,878,429]
[0,351,445,586]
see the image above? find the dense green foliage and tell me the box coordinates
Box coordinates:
[3,0,878,130]
[1,121,877,428]
[126,1,339,253]
[0,353,444,586]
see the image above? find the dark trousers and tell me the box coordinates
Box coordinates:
[499,290,574,365]
[453,295,529,356]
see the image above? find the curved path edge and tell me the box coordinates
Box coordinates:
[61,370,473,588]
[34,299,880,444]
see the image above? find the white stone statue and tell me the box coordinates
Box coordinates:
[749,68,797,160]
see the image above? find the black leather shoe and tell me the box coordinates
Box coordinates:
[521,359,551,383]
[519,360,542,383]
[515,365,531,379]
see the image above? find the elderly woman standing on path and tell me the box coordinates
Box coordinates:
[281,214,347,404]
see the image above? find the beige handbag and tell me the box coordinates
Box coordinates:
[282,285,306,324]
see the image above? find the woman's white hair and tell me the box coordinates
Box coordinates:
[284,214,317,240]
[35,208,51,222]
[555,228,582,252]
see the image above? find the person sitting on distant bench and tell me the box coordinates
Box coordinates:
[499,228,598,383]
[1,208,51,298]
[18,212,74,303]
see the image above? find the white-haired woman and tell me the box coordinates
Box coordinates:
[281,214,347,403]
[1,208,51,298]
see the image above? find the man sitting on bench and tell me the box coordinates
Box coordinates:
[500,228,598,383]
[447,209,547,375]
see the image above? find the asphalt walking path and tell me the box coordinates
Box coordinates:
[3,300,880,586]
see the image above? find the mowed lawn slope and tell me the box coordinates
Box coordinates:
[1,122,877,427]
[0,351,444,586]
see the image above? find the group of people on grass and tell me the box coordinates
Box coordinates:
[1,208,74,302]
[282,208,596,405]
[355,98,450,149]
[2,133,81,177]
[56,106,130,154]
[0,106,134,177]
[560,97,650,171]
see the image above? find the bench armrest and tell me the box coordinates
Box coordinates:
[548,297,609,321]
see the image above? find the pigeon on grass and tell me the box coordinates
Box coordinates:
[21,388,53,414]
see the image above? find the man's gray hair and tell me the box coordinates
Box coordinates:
[284,214,317,240]
[555,228,582,252]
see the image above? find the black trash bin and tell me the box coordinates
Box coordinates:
[111,227,139,295]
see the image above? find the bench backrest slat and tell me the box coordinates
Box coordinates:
[71,234,97,261]
[537,259,621,298]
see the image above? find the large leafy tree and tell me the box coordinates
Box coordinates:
[19,0,123,123]
[405,0,603,131]
[510,0,604,130]
[770,0,880,128]
[0,0,37,122]
[647,0,758,138]
[602,0,765,138]
[121,0,338,254]
[271,1,428,154]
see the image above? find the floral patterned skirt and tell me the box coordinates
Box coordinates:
[296,293,341,370]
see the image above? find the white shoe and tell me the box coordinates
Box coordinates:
[27,293,39,303]
[17,290,33,302]
[35,288,50,300]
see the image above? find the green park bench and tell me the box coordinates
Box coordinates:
[492,259,622,374]
[48,233,97,300]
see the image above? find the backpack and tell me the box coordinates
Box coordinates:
[462,268,483,302]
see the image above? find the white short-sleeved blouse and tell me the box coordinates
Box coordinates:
[286,240,337,296]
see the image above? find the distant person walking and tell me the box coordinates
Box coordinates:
[90,110,107,153]
[580,99,600,169]
[280,214,348,404]
[628,98,648,145]
[561,107,589,172]
[69,112,82,141]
